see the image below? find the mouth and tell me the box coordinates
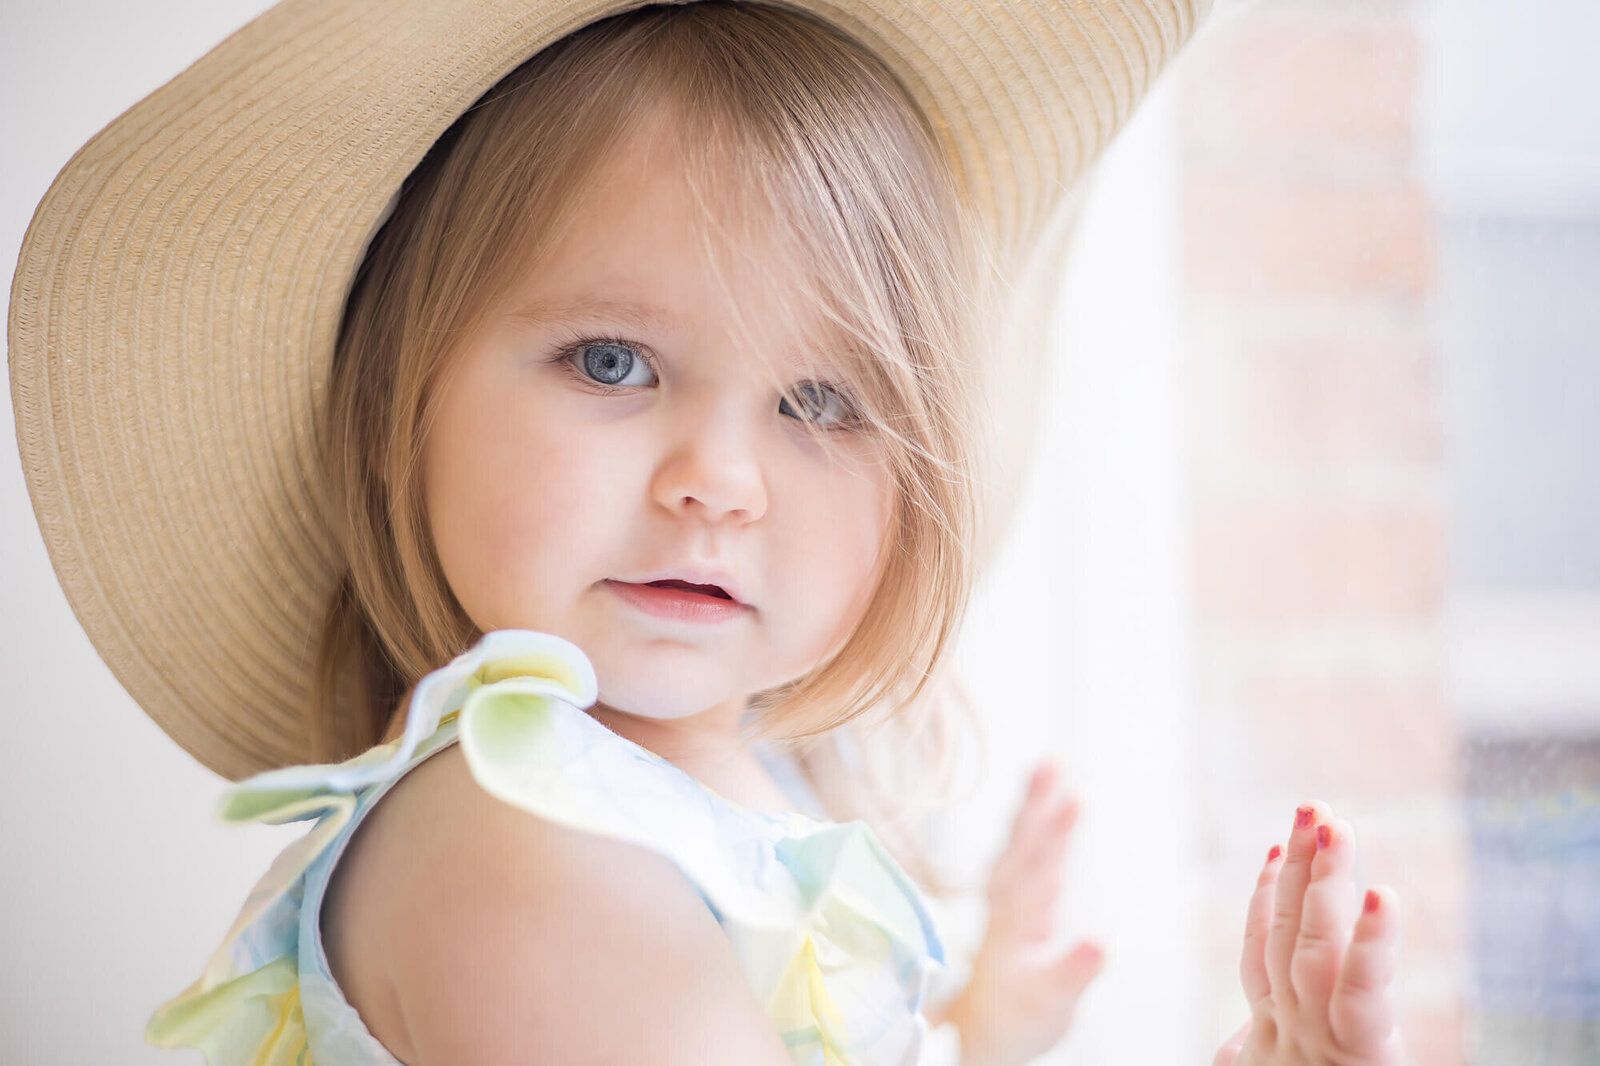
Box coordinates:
[604,576,751,624]
[643,579,735,601]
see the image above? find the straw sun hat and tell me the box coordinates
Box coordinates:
[9,0,1212,781]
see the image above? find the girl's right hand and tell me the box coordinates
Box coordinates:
[939,762,1103,1066]
[1214,802,1408,1066]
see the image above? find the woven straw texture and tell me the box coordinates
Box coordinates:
[9,0,1211,780]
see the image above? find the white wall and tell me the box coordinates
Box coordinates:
[2,3,299,1062]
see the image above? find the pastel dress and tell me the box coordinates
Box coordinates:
[145,630,949,1065]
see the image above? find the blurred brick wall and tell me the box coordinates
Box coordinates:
[1176,2,1467,1062]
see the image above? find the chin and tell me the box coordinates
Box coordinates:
[592,669,740,722]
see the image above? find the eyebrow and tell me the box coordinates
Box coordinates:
[504,295,679,330]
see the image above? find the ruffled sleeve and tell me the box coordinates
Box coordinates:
[147,629,945,1066]
[144,631,597,1064]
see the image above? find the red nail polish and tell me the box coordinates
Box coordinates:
[1267,844,1283,863]
[1364,889,1380,914]
[1316,824,1331,849]
[1295,806,1314,830]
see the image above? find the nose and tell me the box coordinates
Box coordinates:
[650,407,768,525]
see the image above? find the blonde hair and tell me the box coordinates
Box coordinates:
[317,0,995,892]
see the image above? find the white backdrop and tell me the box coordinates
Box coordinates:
[0,1,1210,1061]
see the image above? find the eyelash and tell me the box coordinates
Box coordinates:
[550,331,660,395]
[549,331,864,430]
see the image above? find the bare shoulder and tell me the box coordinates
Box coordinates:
[321,741,792,1066]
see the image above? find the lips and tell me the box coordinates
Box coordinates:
[604,577,751,624]
[620,567,750,607]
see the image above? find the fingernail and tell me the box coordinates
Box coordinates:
[1364,889,1380,914]
[1295,806,1315,830]
[1316,824,1331,849]
[1267,844,1283,863]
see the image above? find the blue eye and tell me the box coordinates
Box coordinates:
[780,382,857,428]
[567,339,656,388]
[582,341,650,386]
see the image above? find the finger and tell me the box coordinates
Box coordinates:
[1029,760,1058,797]
[988,786,1080,943]
[1264,800,1327,1012]
[1211,1018,1252,1066]
[1018,796,1081,870]
[1240,843,1284,1011]
[1048,939,1105,1006]
[990,800,1078,936]
[1000,763,1061,855]
[1329,884,1401,1053]
[997,785,1079,879]
[1290,816,1360,1026]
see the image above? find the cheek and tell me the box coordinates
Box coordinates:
[844,472,894,612]
[784,454,893,627]
[423,384,599,622]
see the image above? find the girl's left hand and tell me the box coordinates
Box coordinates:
[1213,802,1407,1066]
[936,762,1104,1066]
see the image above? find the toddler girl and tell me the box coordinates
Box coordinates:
[10,2,1405,1064]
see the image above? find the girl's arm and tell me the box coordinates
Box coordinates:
[353,745,793,1065]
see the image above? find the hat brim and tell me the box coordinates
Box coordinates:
[8,0,1210,779]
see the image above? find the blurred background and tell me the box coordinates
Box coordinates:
[949,0,1600,1063]
[2,0,1595,1063]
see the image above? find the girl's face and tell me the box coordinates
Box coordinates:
[423,111,893,722]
